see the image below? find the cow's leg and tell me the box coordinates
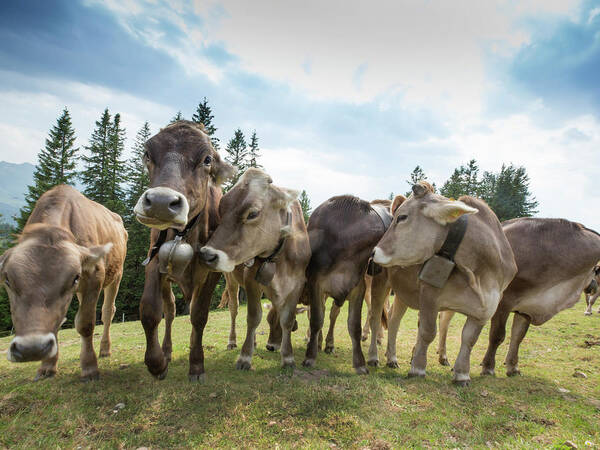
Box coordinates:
[99,273,121,357]
[140,261,169,379]
[324,303,341,354]
[303,282,325,368]
[236,282,263,370]
[279,286,303,369]
[161,281,176,362]
[437,310,455,366]
[348,279,368,374]
[504,312,531,377]
[452,316,484,386]
[224,274,239,349]
[188,271,219,382]
[408,286,439,378]
[385,296,408,368]
[481,306,511,376]
[75,282,102,381]
[361,275,373,341]
[586,292,600,316]
[367,272,390,366]
[266,307,282,351]
[35,347,59,381]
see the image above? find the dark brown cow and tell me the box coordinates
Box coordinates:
[199,168,311,369]
[0,185,127,380]
[437,218,600,375]
[133,121,234,381]
[302,195,392,374]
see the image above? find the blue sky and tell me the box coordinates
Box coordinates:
[1,0,600,227]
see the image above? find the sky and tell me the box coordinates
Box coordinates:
[1,0,600,228]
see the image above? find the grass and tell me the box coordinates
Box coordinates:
[1,297,599,449]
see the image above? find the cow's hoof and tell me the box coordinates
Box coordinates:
[386,360,399,369]
[407,370,426,378]
[34,369,56,382]
[584,311,592,316]
[236,358,252,371]
[153,367,169,381]
[361,334,368,342]
[281,358,295,369]
[99,349,111,358]
[453,378,471,387]
[188,373,206,384]
[367,359,379,367]
[227,343,237,350]
[302,358,315,368]
[481,367,495,376]
[376,339,382,346]
[438,356,450,366]
[506,369,521,377]
[266,343,279,352]
[355,366,369,375]
[324,346,334,354]
[80,371,100,382]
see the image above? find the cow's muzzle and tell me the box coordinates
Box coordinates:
[199,246,235,272]
[7,333,57,362]
[134,187,189,230]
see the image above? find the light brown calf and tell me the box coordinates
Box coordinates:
[199,169,311,369]
[372,183,517,385]
[0,185,127,381]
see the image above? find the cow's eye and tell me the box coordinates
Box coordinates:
[73,274,80,286]
[247,211,260,220]
[203,155,212,165]
[396,214,408,223]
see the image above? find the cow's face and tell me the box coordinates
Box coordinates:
[0,231,111,363]
[134,121,234,230]
[373,183,477,267]
[199,169,298,272]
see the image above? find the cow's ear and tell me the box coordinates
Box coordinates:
[423,199,478,226]
[273,187,299,211]
[211,154,236,187]
[80,243,113,271]
[391,195,406,215]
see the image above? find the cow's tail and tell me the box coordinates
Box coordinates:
[381,304,388,330]
[218,289,229,309]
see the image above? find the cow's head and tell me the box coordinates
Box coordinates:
[199,168,298,272]
[134,121,234,230]
[372,182,478,267]
[0,225,112,362]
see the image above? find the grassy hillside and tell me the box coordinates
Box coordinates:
[0,299,599,448]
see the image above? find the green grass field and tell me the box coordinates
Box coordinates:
[1,298,599,449]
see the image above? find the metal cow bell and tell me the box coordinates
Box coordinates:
[158,236,194,278]
[418,255,456,289]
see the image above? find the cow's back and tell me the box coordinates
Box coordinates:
[26,185,127,285]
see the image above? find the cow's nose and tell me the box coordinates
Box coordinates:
[199,247,219,265]
[143,190,185,215]
[8,334,57,363]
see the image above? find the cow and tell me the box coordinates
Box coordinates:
[133,121,234,382]
[372,183,517,385]
[302,195,392,374]
[584,266,600,316]
[435,218,600,376]
[198,168,311,370]
[0,185,127,381]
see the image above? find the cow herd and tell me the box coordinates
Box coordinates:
[1,120,599,388]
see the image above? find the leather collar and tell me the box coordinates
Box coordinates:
[436,215,468,262]
[258,210,292,263]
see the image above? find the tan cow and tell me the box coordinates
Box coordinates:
[0,185,127,381]
[436,218,600,376]
[584,266,600,316]
[372,183,517,385]
[199,169,311,369]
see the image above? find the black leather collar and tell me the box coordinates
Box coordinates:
[254,210,292,285]
[142,212,201,266]
[437,215,469,261]
[371,203,393,230]
[258,210,292,263]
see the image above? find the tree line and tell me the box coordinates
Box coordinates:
[0,105,536,333]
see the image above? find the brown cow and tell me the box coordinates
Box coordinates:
[302,195,392,374]
[372,184,517,385]
[133,121,234,381]
[0,185,127,381]
[436,218,600,376]
[199,168,311,369]
[584,266,600,316]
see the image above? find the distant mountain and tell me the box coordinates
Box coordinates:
[0,161,35,224]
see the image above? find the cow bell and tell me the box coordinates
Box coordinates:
[255,260,277,286]
[418,255,456,289]
[158,237,194,278]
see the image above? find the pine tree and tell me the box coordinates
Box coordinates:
[247,130,262,169]
[80,108,126,214]
[224,128,248,190]
[118,122,152,319]
[170,111,184,123]
[440,159,480,199]
[299,190,311,223]
[481,164,538,221]
[388,192,394,200]
[405,166,435,196]
[16,108,78,230]
[192,97,220,149]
